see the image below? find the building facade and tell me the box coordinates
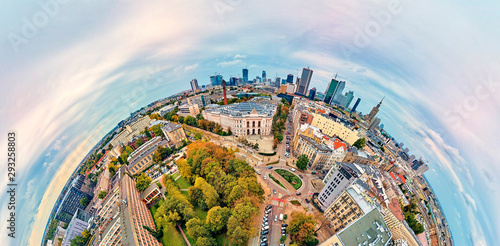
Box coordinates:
[318,166,357,210]
[311,113,363,145]
[297,68,313,95]
[127,137,168,175]
[96,174,161,246]
[178,99,200,117]
[55,175,94,223]
[109,116,152,148]
[190,78,199,93]
[202,102,276,136]
[61,209,92,246]
[365,97,384,124]
[161,122,187,147]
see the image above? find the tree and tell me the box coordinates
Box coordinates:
[230,226,249,246]
[353,137,366,149]
[135,173,152,192]
[296,155,309,170]
[275,132,284,142]
[196,237,215,246]
[79,197,89,208]
[206,206,231,233]
[288,212,317,246]
[125,146,134,154]
[98,190,108,199]
[144,127,152,138]
[135,138,144,148]
[120,151,129,165]
[227,127,232,135]
[273,138,279,149]
[253,143,259,150]
[152,124,165,138]
[186,218,210,240]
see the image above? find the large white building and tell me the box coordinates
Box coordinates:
[318,165,358,210]
[202,102,276,136]
[61,209,92,246]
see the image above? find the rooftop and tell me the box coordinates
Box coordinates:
[204,102,276,117]
[300,134,332,152]
[162,122,182,133]
[337,208,392,246]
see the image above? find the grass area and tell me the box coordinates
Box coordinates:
[266,160,280,166]
[193,206,208,221]
[181,190,189,198]
[276,169,302,190]
[172,172,180,180]
[181,223,196,245]
[269,174,287,189]
[175,176,192,189]
[215,233,226,246]
[290,200,301,206]
[150,200,188,246]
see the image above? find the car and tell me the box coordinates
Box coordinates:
[262,225,269,231]
[282,229,287,234]
[260,235,267,239]
[282,223,288,227]
[281,226,287,230]
[273,189,277,194]
[282,233,286,238]
[262,222,269,227]
[305,198,310,203]
[296,192,301,196]
[261,238,268,243]
[265,209,270,214]
[274,215,278,222]
[261,230,269,235]
[290,168,296,172]
[311,171,316,174]
[299,175,303,178]
[268,166,273,169]
[264,176,267,180]
[260,243,268,246]
[265,205,273,210]
[280,244,285,246]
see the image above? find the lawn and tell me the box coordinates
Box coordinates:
[269,174,287,189]
[193,206,208,221]
[172,172,180,180]
[266,160,279,166]
[290,200,301,206]
[276,169,302,190]
[175,176,192,189]
[181,190,189,198]
[150,200,188,246]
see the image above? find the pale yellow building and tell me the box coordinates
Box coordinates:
[381,208,420,246]
[127,137,168,175]
[311,113,364,145]
[161,122,187,147]
[109,116,152,148]
[178,99,200,117]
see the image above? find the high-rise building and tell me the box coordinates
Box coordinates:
[332,81,346,104]
[61,209,92,246]
[275,77,281,88]
[210,74,223,86]
[369,117,381,131]
[242,68,249,82]
[308,87,316,100]
[318,165,358,210]
[365,97,384,124]
[95,174,162,246]
[190,79,199,93]
[297,68,313,95]
[286,74,294,84]
[324,78,345,104]
[351,98,361,112]
[344,91,354,108]
[262,70,266,81]
[229,77,238,86]
[55,175,94,223]
[201,95,209,107]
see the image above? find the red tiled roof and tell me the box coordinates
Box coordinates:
[397,174,406,184]
[333,139,347,151]
[389,172,396,180]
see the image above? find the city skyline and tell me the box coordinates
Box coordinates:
[0,0,498,245]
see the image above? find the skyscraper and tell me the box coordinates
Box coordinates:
[344,91,354,108]
[351,98,361,112]
[324,78,345,104]
[275,77,281,88]
[262,70,266,81]
[229,77,238,86]
[297,68,313,95]
[210,74,223,86]
[286,74,294,84]
[332,81,345,104]
[242,68,249,82]
[190,78,199,93]
[365,97,384,124]
[308,87,316,100]
[368,117,381,131]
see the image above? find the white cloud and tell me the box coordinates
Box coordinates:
[233,54,246,59]
[217,59,242,67]
[184,63,199,71]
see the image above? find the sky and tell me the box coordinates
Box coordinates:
[0,0,499,245]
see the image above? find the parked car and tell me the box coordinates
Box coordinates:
[282,229,286,234]
[279,213,283,221]
[311,171,316,174]
[264,176,267,180]
[296,192,301,196]
[273,189,277,194]
[282,223,288,227]
[261,238,268,243]
[268,166,273,169]
[266,205,273,210]
[262,225,269,231]
[260,243,268,246]
[299,175,303,178]
[290,168,296,172]
[261,230,269,235]
[274,215,278,222]
[260,235,267,239]
[305,198,310,203]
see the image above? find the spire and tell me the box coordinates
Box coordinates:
[377,96,384,107]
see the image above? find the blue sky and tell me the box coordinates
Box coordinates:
[0,0,499,245]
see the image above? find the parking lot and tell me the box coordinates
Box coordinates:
[257,204,289,246]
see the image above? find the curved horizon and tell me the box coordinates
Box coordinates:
[0,0,499,245]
